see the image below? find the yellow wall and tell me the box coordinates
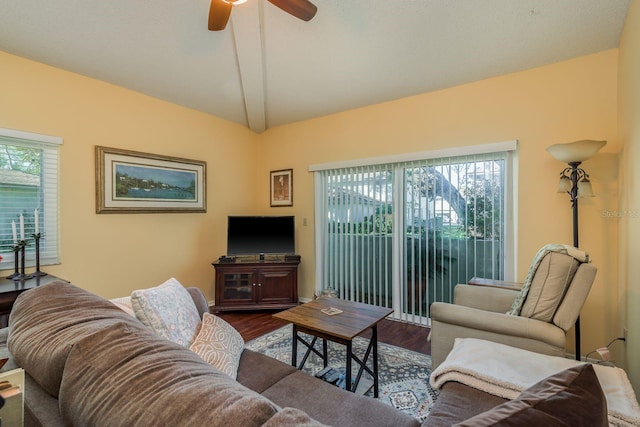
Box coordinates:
[258,50,620,360]
[618,0,640,393]
[0,50,259,300]
[0,44,625,374]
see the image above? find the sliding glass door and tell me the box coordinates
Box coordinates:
[314,146,514,325]
[402,156,507,323]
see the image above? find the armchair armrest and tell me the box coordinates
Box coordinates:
[468,277,523,291]
[430,303,565,346]
[454,284,519,313]
[429,302,567,368]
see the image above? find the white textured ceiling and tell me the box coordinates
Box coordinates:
[0,0,630,133]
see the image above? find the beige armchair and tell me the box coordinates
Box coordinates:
[429,249,597,369]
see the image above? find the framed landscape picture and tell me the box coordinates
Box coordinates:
[270,169,293,207]
[95,146,206,213]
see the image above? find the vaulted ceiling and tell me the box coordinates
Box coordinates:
[0,0,630,133]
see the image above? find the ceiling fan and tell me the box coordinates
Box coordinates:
[209,0,317,31]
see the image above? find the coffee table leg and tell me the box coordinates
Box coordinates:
[372,325,379,398]
[346,341,352,392]
[292,324,298,367]
[323,338,328,368]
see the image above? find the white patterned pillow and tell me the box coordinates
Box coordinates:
[131,278,201,347]
[189,313,244,379]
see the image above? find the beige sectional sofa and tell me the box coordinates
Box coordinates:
[0,281,420,427]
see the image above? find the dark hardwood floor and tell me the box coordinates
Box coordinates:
[218,309,431,355]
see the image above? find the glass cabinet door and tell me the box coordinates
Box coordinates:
[222,272,254,302]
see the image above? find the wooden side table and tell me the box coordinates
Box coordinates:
[273,297,393,397]
[0,275,66,327]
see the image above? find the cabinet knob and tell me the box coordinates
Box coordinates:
[252,283,256,287]
[258,283,262,287]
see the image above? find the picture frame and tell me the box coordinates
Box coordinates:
[95,146,206,214]
[270,169,293,207]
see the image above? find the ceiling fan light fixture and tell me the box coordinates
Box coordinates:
[210,0,316,32]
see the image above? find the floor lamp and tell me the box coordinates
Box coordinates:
[547,139,606,361]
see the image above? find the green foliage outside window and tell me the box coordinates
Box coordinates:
[1,145,41,175]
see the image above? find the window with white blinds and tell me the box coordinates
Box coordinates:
[312,141,517,324]
[0,128,61,269]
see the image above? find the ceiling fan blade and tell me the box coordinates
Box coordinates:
[209,0,233,31]
[267,0,317,22]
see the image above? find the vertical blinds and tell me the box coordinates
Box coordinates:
[0,130,61,268]
[401,153,506,323]
[321,164,394,307]
[314,147,512,324]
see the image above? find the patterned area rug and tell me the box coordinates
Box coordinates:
[245,324,439,422]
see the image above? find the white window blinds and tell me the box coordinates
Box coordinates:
[319,164,394,306]
[0,128,61,269]
[312,141,516,324]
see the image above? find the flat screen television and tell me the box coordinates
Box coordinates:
[227,216,295,255]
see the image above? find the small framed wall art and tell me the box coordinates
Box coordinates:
[270,169,293,207]
[95,146,206,213]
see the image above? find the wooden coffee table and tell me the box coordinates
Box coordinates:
[273,297,393,397]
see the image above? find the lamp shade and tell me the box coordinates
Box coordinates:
[546,140,606,163]
[557,176,572,193]
[577,179,595,198]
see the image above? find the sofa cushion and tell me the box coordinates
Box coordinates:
[59,321,279,427]
[519,252,580,322]
[423,381,508,426]
[262,407,328,426]
[185,286,211,318]
[131,277,201,347]
[23,373,66,427]
[7,281,146,398]
[508,245,587,317]
[454,364,608,426]
[189,313,244,379]
[236,349,298,394]
[262,370,420,427]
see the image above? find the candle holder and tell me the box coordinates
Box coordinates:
[28,233,47,278]
[17,240,32,281]
[6,244,21,280]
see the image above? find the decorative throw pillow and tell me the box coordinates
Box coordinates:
[454,364,608,427]
[131,278,201,347]
[189,313,245,379]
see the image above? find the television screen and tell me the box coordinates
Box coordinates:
[227,216,295,255]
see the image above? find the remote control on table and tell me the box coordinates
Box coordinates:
[315,366,334,378]
[324,371,340,384]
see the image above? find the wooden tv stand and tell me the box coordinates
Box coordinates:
[211,256,300,312]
